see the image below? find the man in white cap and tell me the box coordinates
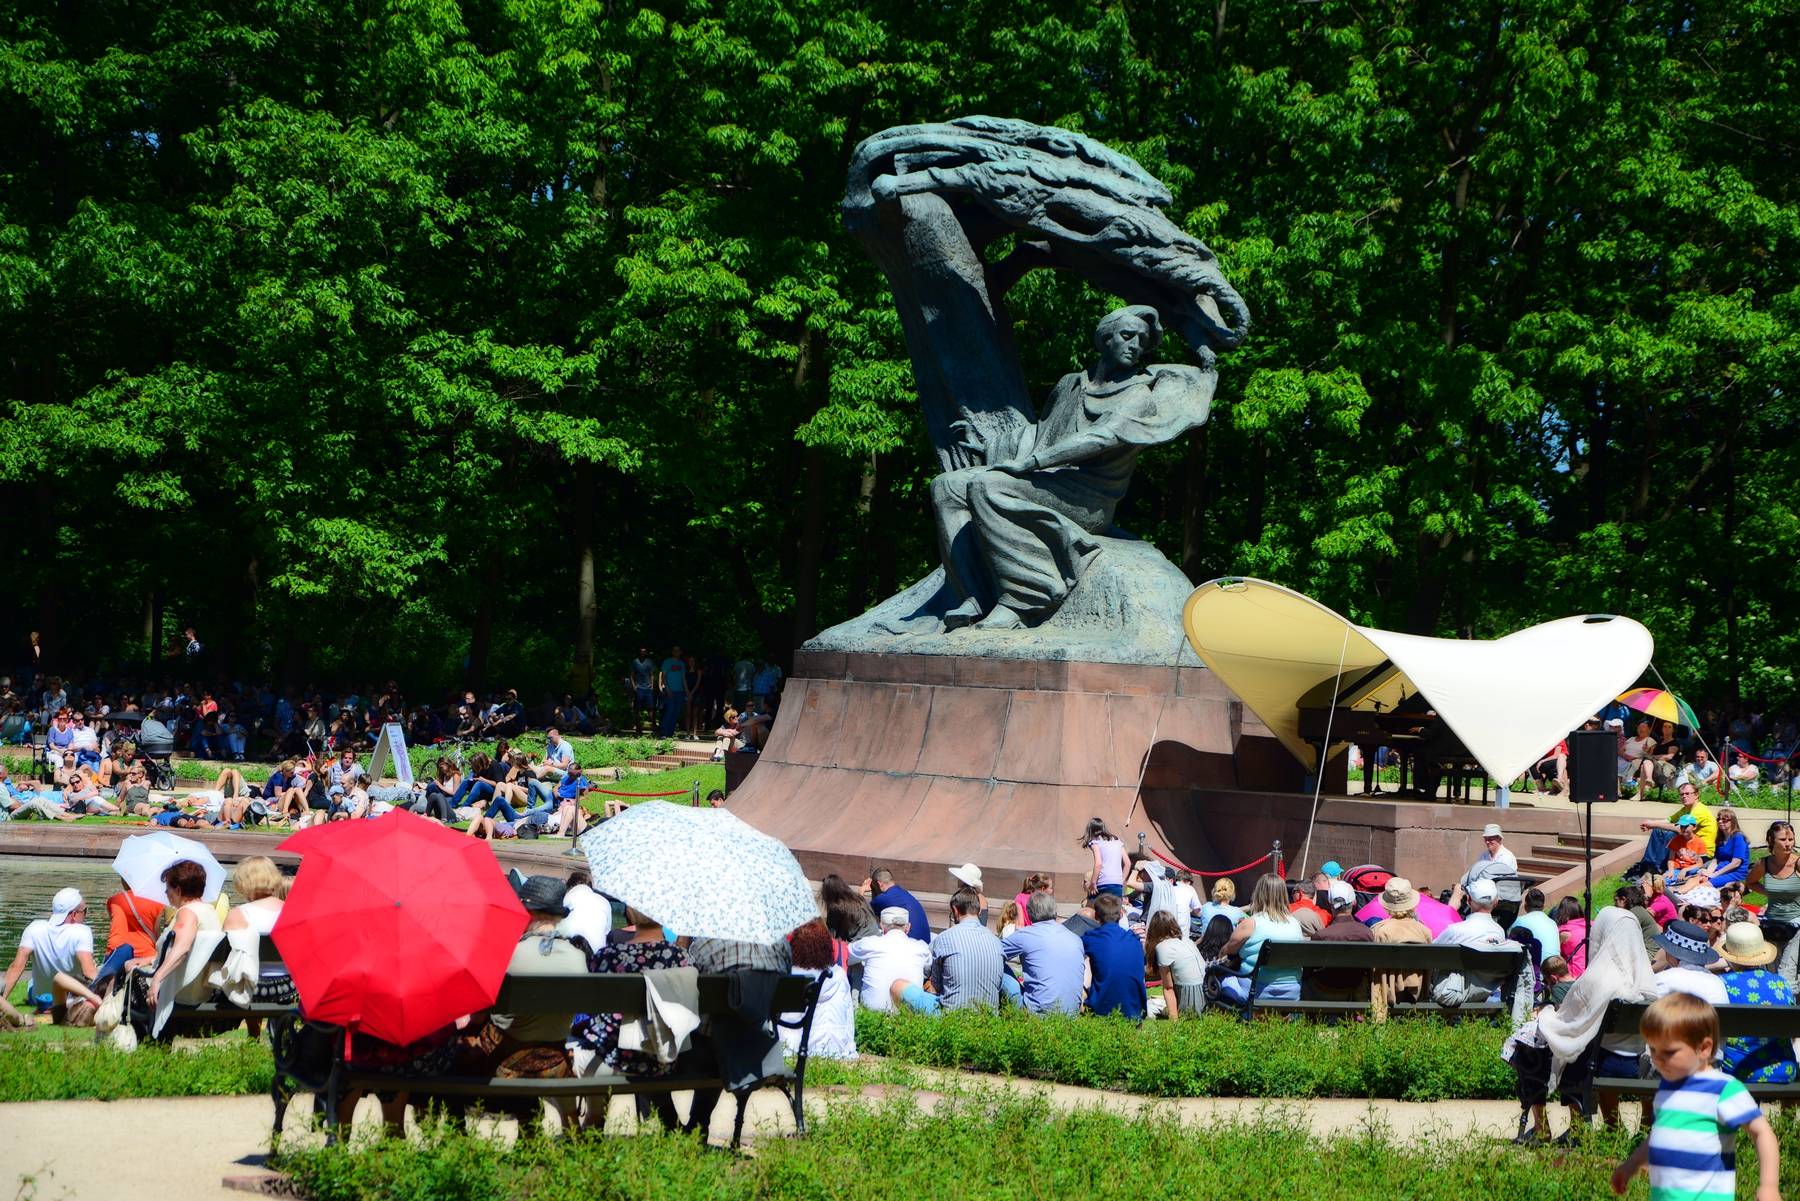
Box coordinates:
[847,906,932,1011]
[1,887,100,1025]
[1430,878,1521,1007]
[1451,823,1521,929]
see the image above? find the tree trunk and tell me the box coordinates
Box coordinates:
[466,546,503,691]
[33,478,59,673]
[790,329,830,652]
[573,463,598,692]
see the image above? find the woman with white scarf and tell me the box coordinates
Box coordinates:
[1516,907,1656,1141]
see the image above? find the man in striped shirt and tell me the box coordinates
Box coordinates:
[895,888,1019,1012]
[1611,992,1780,1201]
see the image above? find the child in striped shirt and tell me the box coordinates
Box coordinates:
[1611,992,1780,1201]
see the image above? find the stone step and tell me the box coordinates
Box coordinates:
[1553,833,1630,851]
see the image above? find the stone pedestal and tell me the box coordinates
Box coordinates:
[725,650,1301,902]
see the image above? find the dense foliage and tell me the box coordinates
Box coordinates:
[856,1007,1517,1099]
[0,1038,274,1101]
[3,1,1796,704]
[275,1097,1800,1201]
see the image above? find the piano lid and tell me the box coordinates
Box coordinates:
[1180,578,1654,784]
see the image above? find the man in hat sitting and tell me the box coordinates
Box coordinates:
[1651,918,1728,1005]
[1430,879,1522,1008]
[1451,824,1522,930]
[848,907,933,1012]
[0,887,101,1025]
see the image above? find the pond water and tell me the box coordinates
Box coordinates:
[0,855,251,952]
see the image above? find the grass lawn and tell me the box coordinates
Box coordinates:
[272,1092,1798,1201]
[590,762,725,799]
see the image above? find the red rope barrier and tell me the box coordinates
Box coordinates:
[583,787,693,798]
[1146,846,1273,878]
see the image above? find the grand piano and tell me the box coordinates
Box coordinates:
[1294,660,1494,802]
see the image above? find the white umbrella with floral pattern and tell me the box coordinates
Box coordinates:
[575,800,818,944]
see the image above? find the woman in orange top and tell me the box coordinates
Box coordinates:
[94,887,165,991]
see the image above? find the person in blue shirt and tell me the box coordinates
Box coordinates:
[658,646,688,737]
[1001,892,1085,1014]
[867,867,931,944]
[1081,892,1146,1020]
[542,728,575,775]
[552,764,589,843]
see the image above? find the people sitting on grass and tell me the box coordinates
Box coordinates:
[1081,892,1146,1020]
[1679,806,1751,893]
[1613,885,1662,955]
[0,763,77,821]
[821,873,878,943]
[1197,876,1244,932]
[865,867,930,944]
[1508,888,1561,966]
[1145,910,1204,1019]
[1286,879,1327,936]
[1651,919,1729,1004]
[1553,896,1589,979]
[848,906,932,1012]
[783,920,856,1059]
[1217,873,1307,1007]
[1,887,101,1026]
[1001,891,1083,1015]
[1744,821,1798,984]
[895,887,1014,1013]
[95,879,164,993]
[1430,879,1521,1007]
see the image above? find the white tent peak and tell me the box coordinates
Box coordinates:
[1181,577,1654,787]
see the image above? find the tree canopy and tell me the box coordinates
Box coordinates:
[2,0,1795,709]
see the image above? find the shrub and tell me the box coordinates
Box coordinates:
[853,1007,1517,1100]
[274,1096,1800,1201]
[0,1037,273,1101]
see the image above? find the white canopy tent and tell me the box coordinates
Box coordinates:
[1180,578,1655,787]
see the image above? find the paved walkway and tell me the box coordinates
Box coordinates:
[0,1067,1545,1200]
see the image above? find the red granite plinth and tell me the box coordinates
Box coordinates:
[725,651,1302,902]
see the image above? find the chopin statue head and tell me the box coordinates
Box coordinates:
[1093,306,1163,377]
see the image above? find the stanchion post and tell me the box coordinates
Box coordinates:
[1272,839,1284,879]
[691,782,701,808]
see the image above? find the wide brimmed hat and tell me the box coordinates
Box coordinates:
[1481,823,1503,838]
[513,874,570,917]
[1720,921,1779,967]
[949,862,984,890]
[1380,877,1419,915]
[1656,919,1720,966]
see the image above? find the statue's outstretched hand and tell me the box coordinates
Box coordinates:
[988,458,1031,476]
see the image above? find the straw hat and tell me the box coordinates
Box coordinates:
[1380,877,1419,916]
[1720,921,1779,968]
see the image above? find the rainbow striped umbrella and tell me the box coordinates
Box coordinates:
[1616,688,1699,729]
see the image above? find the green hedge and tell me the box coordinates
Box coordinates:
[274,1096,1800,1201]
[854,1007,1517,1100]
[0,1038,273,1101]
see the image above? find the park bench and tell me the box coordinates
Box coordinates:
[1248,941,1527,1019]
[1589,1000,1800,1102]
[163,939,825,1144]
[299,972,826,1147]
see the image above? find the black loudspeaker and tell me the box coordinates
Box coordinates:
[1568,730,1618,803]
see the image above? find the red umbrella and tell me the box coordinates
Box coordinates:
[273,809,528,1046]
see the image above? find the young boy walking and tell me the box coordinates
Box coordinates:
[1612,992,1781,1201]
